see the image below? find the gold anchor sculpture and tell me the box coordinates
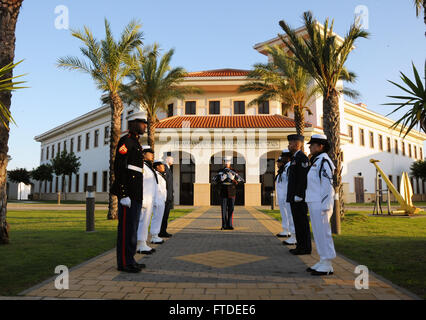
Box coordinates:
[370,159,421,215]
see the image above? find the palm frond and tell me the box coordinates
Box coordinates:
[384,62,426,137]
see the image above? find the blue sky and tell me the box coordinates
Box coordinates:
[8,0,426,170]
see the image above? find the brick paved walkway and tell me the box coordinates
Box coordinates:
[20,206,419,300]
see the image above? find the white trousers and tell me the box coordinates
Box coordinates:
[307,202,336,261]
[278,200,295,234]
[137,201,153,242]
[150,201,165,236]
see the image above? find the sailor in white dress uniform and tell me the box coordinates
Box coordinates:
[305,134,337,276]
[137,145,158,254]
[275,149,296,244]
[150,160,167,245]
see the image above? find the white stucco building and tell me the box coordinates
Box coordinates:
[33,26,426,205]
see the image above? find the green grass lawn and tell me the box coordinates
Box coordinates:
[8,200,108,205]
[0,208,192,296]
[346,201,426,207]
[260,209,426,299]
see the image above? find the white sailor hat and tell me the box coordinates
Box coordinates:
[153,159,166,166]
[223,156,233,162]
[142,145,154,153]
[127,111,148,124]
[282,148,291,154]
[308,134,328,145]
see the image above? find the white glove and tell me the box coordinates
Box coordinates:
[227,173,235,180]
[221,174,227,181]
[120,197,131,208]
[294,196,303,202]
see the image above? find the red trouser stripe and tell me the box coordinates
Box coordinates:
[122,206,127,268]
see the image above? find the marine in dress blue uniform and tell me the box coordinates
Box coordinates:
[213,156,245,230]
[111,112,147,273]
[286,134,312,255]
[159,156,174,238]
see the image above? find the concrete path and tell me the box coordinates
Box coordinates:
[20,206,418,300]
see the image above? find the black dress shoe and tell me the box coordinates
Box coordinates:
[227,226,234,230]
[311,270,333,276]
[117,265,141,273]
[289,249,311,255]
[306,267,315,272]
[134,263,146,270]
[158,232,172,238]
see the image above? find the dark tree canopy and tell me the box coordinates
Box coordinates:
[31,164,53,183]
[50,151,81,178]
[410,160,426,180]
[8,168,31,185]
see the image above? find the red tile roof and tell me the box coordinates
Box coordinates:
[185,68,251,78]
[154,115,311,129]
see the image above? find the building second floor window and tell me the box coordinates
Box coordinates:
[104,126,110,145]
[387,137,391,152]
[395,139,399,154]
[46,146,49,160]
[94,129,99,148]
[378,135,383,151]
[281,103,289,116]
[41,149,44,162]
[258,101,269,114]
[402,141,405,156]
[414,145,417,159]
[359,128,365,146]
[420,147,423,160]
[57,142,61,155]
[77,135,82,152]
[85,132,90,150]
[63,140,67,153]
[348,125,354,143]
[51,145,55,158]
[209,101,220,115]
[167,103,174,117]
[185,101,196,115]
[408,144,412,158]
[369,131,374,149]
[234,101,245,115]
[70,138,74,153]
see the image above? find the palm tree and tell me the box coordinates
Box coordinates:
[58,19,143,220]
[413,0,426,27]
[385,62,426,136]
[239,45,319,136]
[120,44,201,150]
[0,0,25,244]
[278,11,369,233]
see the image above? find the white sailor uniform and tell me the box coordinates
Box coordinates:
[150,170,167,243]
[137,161,158,252]
[305,151,336,274]
[276,161,296,241]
